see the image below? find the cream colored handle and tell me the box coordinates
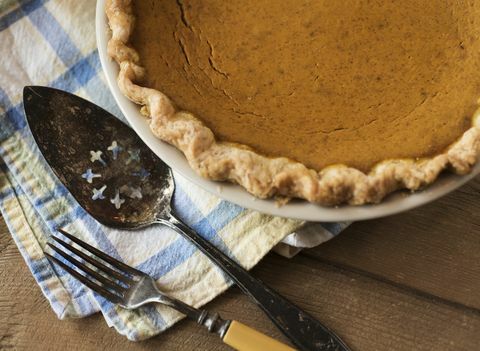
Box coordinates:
[223,320,296,351]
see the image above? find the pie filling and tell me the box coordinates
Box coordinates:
[131,0,480,173]
[106,0,480,205]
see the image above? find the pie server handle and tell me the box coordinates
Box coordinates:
[160,212,351,351]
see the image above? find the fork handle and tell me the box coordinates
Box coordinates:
[223,320,295,351]
[159,213,350,351]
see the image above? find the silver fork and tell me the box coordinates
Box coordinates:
[45,229,295,351]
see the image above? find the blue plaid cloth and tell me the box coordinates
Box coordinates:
[0,0,348,340]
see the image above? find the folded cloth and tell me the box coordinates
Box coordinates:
[0,0,350,341]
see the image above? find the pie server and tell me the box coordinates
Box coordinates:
[23,86,351,351]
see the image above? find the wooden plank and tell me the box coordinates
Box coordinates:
[304,176,480,311]
[1,217,480,350]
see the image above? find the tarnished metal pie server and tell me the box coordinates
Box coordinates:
[23,86,350,351]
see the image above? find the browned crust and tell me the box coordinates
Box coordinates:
[105,0,480,205]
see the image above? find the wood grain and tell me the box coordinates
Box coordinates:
[1,176,480,350]
[305,176,480,310]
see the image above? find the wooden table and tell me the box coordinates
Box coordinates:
[1,177,479,351]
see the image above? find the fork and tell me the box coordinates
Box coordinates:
[45,229,295,351]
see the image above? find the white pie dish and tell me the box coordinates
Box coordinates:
[95,0,480,222]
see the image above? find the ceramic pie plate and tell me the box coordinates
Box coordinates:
[95,0,480,222]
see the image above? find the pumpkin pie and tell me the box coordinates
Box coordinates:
[105,0,480,205]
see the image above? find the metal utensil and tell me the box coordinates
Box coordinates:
[46,228,294,351]
[23,86,350,351]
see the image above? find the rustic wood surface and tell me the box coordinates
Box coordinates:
[1,176,479,350]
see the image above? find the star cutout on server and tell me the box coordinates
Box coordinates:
[128,186,143,199]
[90,150,106,166]
[126,149,140,165]
[107,141,123,160]
[132,167,150,180]
[81,168,101,183]
[92,185,107,200]
[110,189,125,209]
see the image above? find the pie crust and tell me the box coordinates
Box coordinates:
[105,0,480,205]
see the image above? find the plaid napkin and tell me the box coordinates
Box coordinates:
[0,0,349,341]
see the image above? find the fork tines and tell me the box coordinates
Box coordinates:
[45,228,140,303]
